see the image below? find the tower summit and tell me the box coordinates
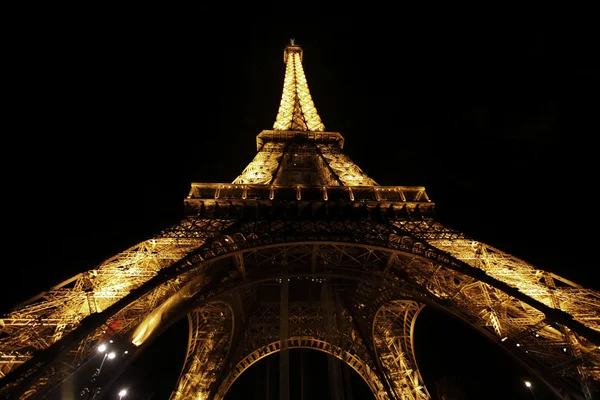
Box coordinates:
[231,40,377,187]
[0,40,598,400]
[273,38,325,132]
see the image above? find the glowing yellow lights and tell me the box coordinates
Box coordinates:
[232,143,283,185]
[3,38,600,400]
[132,308,164,346]
[273,45,325,132]
[318,144,378,186]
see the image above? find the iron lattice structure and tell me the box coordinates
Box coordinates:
[1,40,599,400]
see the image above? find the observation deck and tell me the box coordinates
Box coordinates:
[185,183,434,219]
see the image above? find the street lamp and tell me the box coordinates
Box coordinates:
[98,352,109,372]
[84,345,119,399]
[524,381,537,399]
[118,389,127,399]
[96,346,117,377]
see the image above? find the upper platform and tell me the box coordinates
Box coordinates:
[256,130,345,150]
[184,183,434,219]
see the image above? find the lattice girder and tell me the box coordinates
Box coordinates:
[273,42,325,132]
[210,297,389,400]
[170,302,233,400]
[232,142,285,185]
[0,216,233,397]
[317,144,378,186]
[1,217,599,399]
[231,139,377,187]
[372,300,430,400]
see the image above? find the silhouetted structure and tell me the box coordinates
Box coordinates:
[1,40,599,400]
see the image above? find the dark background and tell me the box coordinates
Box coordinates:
[3,16,598,400]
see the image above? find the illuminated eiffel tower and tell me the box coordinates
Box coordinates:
[1,39,599,400]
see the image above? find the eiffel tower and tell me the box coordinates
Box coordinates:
[1,39,599,400]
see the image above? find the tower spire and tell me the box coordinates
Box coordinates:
[273,39,325,132]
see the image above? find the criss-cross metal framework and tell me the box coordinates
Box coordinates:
[0,40,599,400]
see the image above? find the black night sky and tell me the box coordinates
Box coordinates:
[4,16,599,400]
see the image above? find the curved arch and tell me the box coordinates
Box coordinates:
[214,337,387,400]
[170,301,235,400]
[372,300,429,400]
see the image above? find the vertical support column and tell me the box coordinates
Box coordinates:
[300,350,305,400]
[266,359,271,400]
[280,276,290,400]
[322,281,344,400]
[342,363,354,400]
[335,289,354,400]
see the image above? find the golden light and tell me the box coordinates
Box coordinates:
[273,43,324,132]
